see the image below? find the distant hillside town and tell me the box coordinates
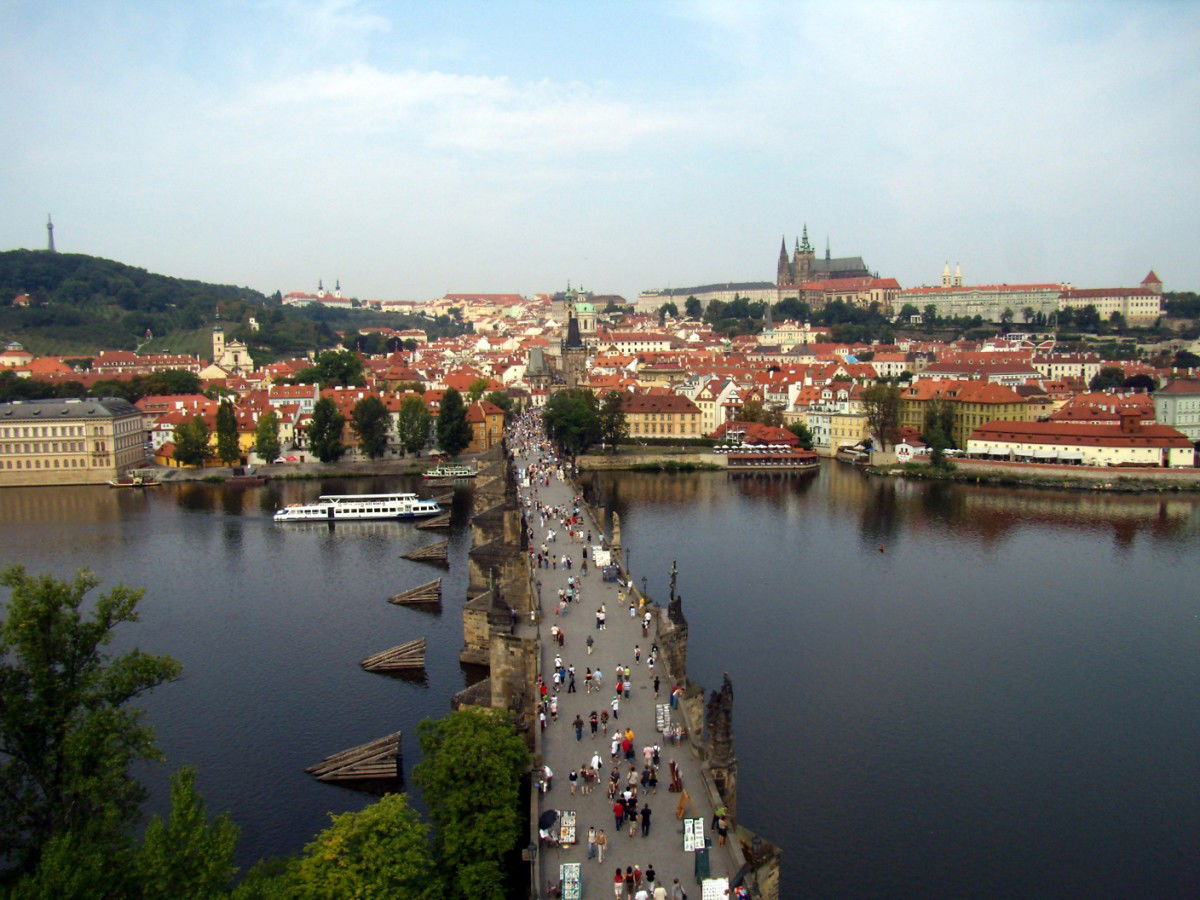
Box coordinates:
[2,226,1199,486]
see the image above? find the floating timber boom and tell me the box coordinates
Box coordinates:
[389,579,442,607]
[361,638,426,672]
[416,512,452,530]
[403,541,450,567]
[305,730,403,782]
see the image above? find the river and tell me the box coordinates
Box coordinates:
[1,466,1197,896]
[584,463,1200,898]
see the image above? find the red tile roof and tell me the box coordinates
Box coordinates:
[971,419,1191,448]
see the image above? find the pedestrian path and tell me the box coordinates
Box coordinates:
[510,422,737,899]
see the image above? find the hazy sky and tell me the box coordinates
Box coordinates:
[3,0,1197,301]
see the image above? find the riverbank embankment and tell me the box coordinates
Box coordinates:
[872,457,1200,492]
[577,450,723,472]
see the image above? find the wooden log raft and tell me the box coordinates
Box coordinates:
[361,638,426,672]
[403,541,449,567]
[389,578,442,607]
[305,730,403,782]
[415,512,452,530]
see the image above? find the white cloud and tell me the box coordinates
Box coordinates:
[222,64,691,155]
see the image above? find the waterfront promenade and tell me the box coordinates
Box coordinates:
[511,431,739,899]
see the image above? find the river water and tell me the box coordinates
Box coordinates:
[1,466,1197,896]
[584,463,1200,898]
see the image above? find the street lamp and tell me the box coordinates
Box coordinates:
[641,576,648,600]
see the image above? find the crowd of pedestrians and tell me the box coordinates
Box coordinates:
[509,410,710,900]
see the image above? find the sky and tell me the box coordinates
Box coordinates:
[2,0,1198,301]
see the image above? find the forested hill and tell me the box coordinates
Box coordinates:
[0,249,270,353]
[0,250,469,359]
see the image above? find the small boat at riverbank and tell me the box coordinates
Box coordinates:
[422,463,478,480]
[228,465,268,485]
[108,471,161,488]
[836,446,871,466]
[274,493,441,522]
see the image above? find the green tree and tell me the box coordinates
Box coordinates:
[923,397,956,449]
[307,397,345,463]
[542,388,600,466]
[350,395,391,459]
[173,415,211,466]
[141,369,202,396]
[292,350,365,388]
[657,301,678,325]
[1123,373,1157,392]
[1089,366,1126,390]
[289,794,437,899]
[0,567,182,878]
[597,390,628,452]
[483,390,514,417]
[740,399,765,423]
[897,303,921,322]
[466,378,489,403]
[396,395,432,456]
[414,709,530,900]
[136,766,239,898]
[923,304,940,326]
[862,382,902,451]
[254,410,281,463]
[435,387,472,459]
[787,421,814,450]
[684,296,703,319]
[216,399,240,465]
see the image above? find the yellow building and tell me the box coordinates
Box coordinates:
[0,398,147,486]
[619,393,703,438]
[900,379,1033,448]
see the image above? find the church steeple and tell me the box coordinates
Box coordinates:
[800,224,813,253]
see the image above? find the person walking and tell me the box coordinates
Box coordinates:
[574,714,584,741]
[640,802,652,837]
[613,800,625,831]
[611,694,620,720]
[590,710,599,738]
[596,828,608,863]
[586,825,597,859]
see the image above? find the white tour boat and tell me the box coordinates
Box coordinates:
[273,492,441,523]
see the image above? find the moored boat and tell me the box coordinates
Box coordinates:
[726,449,820,472]
[422,463,478,480]
[108,471,161,488]
[273,492,441,522]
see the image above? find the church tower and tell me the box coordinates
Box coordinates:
[941,263,952,287]
[212,321,226,365]
[560,300,587,390]
[792,225,815,284]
